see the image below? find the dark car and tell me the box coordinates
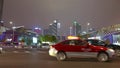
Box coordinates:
[49,39,115,62]
[85,39,120,56]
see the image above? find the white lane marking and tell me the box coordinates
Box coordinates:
[2,50,47,54]
[1,51,5,53]
[25,51,31,53]
[37,51,46,54]
[13,51,19,53]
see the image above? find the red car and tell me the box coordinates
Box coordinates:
[49,39,115,62]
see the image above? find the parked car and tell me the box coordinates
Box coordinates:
[49,39,115,62]
[41,43,50,49]
[85,39,120,56]
[0,47,2,54]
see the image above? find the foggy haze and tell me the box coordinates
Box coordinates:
[2,0,120,35]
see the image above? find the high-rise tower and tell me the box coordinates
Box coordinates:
[73,21,81,36]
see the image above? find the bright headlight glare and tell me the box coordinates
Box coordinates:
[108,48,115,52]
[0,48,2,50]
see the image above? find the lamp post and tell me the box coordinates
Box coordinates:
[87,22,90,33]
[9,21,15,44]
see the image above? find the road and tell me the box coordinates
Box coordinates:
[0,47,120,68]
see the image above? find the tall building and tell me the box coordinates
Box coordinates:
[0,0,3,22]
[76,23,81,35]
[72,21,81,36]
[49,23,58,36]
[48,20,61,36]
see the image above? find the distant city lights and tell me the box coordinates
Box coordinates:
[53,20,57,23]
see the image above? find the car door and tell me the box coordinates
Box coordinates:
[75,40,94,57]
[74,40,97,58]
[66,40,89,57]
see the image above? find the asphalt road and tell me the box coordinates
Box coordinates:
[0,48,120,68]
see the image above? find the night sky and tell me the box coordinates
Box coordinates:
[2,0,120,35]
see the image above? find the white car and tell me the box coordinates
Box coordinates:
[0,47,2,53]
[41,43,50,49]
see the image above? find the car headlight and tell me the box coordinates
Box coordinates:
[0,48,2,51]
[108,48,115,52]
[106,48,115,55]
[49,47,58,57]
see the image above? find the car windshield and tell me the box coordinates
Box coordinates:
[86,39,106,46]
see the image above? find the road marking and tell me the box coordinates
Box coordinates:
[37,51,46,54]
[13,51,19,53]
[1,51,5,53]
[25,51,31,53]
[1,50,47,54]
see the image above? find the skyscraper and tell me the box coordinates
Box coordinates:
[72,21,81,36]
[49,22,58,36]
[47,20,61,37]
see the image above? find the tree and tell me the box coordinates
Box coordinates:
[38,35,57,43]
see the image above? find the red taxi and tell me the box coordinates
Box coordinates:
[49,39,115,62]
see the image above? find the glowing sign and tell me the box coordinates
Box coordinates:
[33,37,37,43]
[67,36,80,40]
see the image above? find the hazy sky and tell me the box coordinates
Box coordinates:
[2,0,120,35]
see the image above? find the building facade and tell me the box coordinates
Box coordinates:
[72,21,81,36]
[48,22,59,36]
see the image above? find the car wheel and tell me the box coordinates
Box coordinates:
[56,52,67,61]
[97,53,109,62]
[115,49,120,56]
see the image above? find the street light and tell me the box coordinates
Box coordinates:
[9,21,15,44]
[53,20,57,23]
[0,20,4,23]
[87,22,90,33]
